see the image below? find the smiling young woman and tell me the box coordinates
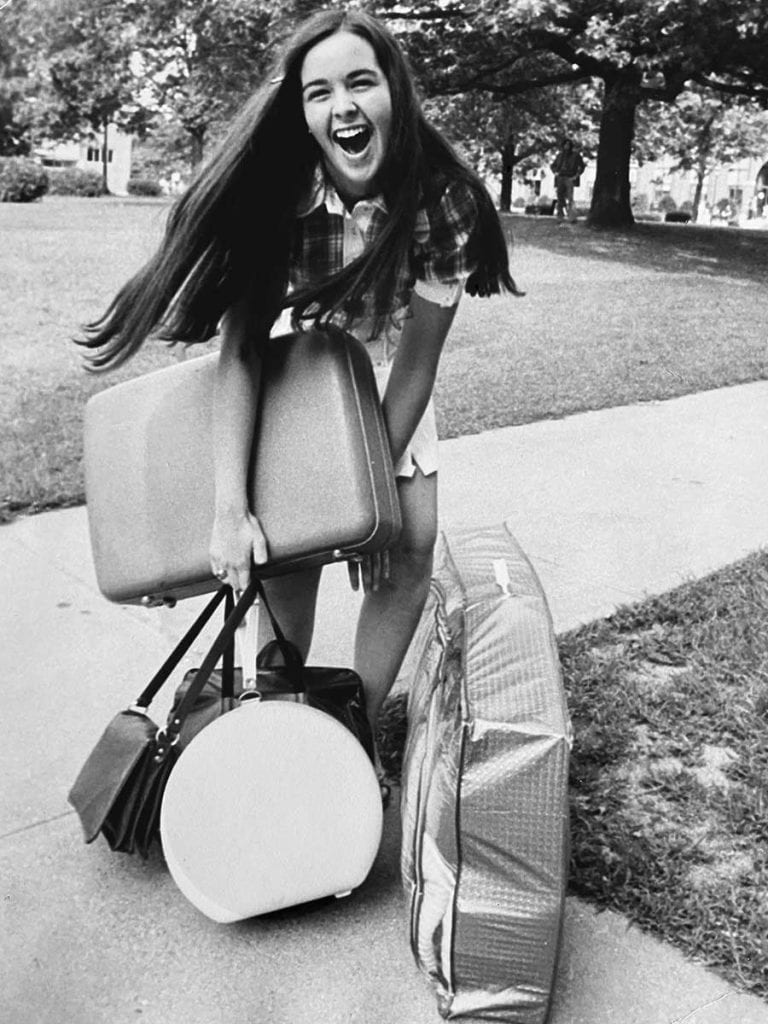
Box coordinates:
[301,32,392,202]
[80,9,522,786]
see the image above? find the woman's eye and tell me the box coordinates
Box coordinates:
[306,88,330,102]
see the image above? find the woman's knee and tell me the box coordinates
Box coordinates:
[390,470,438,580]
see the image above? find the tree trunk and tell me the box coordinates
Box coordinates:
[692,121,714,224]
[101,118,110,194]
[190,129,205,168]
[500,137,515,212]
[692,167,705,223]
[588,71,641,229]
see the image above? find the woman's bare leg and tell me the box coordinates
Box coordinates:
[257,566,323,659]
[353,469,437,731]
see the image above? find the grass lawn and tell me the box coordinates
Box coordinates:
[379,548,768,999]
[2,196,768,519]
[439,213,768,435]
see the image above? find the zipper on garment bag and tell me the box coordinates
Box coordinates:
[408,582,451,966]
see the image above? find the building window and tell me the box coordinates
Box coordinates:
[87,146,113,163]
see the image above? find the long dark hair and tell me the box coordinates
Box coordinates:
[81,9,520,370]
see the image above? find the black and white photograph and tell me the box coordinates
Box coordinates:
[2,1,767,1022]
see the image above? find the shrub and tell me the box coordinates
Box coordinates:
[0,157,48,202]
[48,167,106,197]
[512,196,526,208]
[664,210,692,224]
[656,194,677,213]
[631,192,650,213]
[126,177,163,197]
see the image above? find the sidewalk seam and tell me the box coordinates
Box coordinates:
[1,809,74,843]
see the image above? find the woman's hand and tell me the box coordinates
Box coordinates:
[347,550,390,594]
[209,507,268,592]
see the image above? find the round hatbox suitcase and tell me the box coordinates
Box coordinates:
[160,699,383,923]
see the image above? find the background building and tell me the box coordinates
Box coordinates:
[513,152,768,224]
[34,125,133,195]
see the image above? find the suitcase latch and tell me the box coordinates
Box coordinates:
[141,594,177,608]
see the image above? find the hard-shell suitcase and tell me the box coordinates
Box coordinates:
[400,522,572,1023]
[84,328,401,605]
[160,700,383,923]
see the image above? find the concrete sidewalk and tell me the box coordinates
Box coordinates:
[2,381,768,1024]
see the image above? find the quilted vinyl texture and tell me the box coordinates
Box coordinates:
[401,522,572,1023]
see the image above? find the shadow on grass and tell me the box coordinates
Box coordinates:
[504,214,768,285]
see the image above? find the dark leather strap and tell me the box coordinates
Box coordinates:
[220,586,236,700]
[165,576,262,742]
[136,569,304,725]
[134,586,227,708]
[257,638,304,682]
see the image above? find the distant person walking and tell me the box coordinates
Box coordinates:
[551,139,585,223]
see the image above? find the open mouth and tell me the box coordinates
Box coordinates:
[332,125,372,155]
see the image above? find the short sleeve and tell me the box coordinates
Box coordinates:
[413,179,479,293]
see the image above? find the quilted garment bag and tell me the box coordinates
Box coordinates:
[400,522,572,1023]
[84,327,401,605]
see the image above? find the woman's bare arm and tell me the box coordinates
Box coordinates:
[381,291,459,466]
[209,300,269,591]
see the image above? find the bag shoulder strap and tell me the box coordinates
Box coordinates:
[134,586,228,708]
[165,577,262,743]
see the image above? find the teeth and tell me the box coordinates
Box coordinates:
[334,126,367,139]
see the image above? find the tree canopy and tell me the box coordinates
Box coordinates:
[376,0,768,226]
[1,0,277,169]
[0,0,50,155]
[423,82,600,210]
[134,0,276,166]
[4,0,767,216]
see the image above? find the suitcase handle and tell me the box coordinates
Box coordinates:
[237,598,304,693]
[238,580,305,693]
[133,586,229,709]
[238,597,261,693]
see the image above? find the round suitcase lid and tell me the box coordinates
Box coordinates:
[160,700,383,923]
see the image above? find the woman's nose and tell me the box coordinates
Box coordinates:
[331,86,357,119]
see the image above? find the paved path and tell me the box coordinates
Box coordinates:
[2,381,767,1023]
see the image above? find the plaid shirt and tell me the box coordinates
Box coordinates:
[289,165,479,318]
